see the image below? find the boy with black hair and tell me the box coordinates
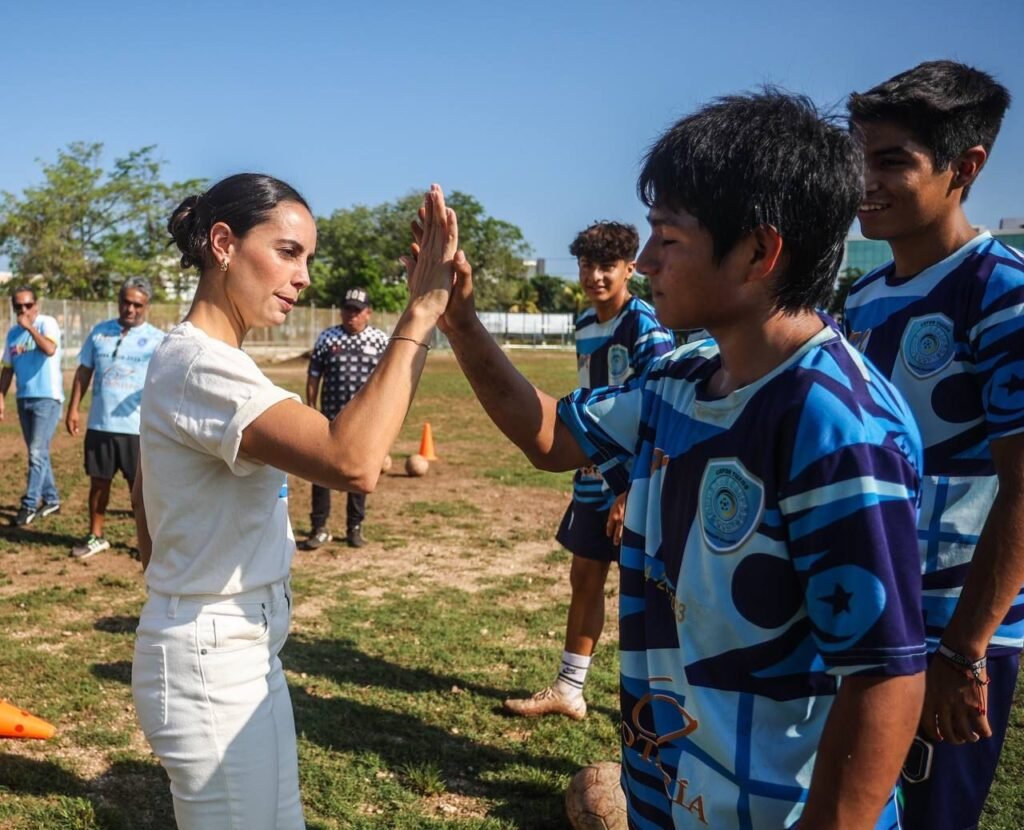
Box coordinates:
[845,60,1023,830]
[433,90,927,828]
[503,221,673,720]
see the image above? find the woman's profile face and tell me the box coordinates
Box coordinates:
[220,201,317,329]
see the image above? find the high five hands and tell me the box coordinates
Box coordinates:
[401,184,460,322]
[400,186,476,335]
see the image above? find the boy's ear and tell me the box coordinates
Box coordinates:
[746,224,785,283]
[951,145,988,191]
[626,260,636,278]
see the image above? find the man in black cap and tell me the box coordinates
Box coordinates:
[300,287,390,549]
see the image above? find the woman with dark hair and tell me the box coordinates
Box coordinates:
[131,174,456,829]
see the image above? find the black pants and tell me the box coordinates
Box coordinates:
[310,485,365,532]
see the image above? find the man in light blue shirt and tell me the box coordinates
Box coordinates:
[1,286,64,527]
[65,277,164,559]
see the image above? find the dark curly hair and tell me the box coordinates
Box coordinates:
[569,222,640,265]
[848,60,1010,202]
[168,173,310,270]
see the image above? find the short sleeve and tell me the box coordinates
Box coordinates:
[308,332,328,378]
[631,316,674,375]
[557,378,645,494]
[1,334,11,368]
[174,348,300,476]
[969,261,1024,441]
[779,442,926,678]
[38,316,60,345]
[79,326,98,369]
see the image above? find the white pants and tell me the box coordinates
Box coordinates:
[132,579,305,829]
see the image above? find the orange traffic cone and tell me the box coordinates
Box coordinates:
[0,700,56,740]
[419,422,438,461]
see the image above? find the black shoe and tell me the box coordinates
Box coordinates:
[13,507,36,527]
[299,528,332,551]
[346,526,365,548]
[38,502,61,518]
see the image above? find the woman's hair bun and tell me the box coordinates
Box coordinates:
[167,194,206,270]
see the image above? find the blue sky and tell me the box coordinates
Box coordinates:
[2,0,1023,275]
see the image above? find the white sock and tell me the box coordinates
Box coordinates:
[553,651,591,698]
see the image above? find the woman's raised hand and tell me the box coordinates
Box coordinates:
[403,184,457,319]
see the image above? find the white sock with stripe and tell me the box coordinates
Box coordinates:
[553,651,591,699]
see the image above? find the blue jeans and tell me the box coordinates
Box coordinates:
[17,397,61,510]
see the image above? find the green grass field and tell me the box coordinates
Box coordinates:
[1,349,1023,828]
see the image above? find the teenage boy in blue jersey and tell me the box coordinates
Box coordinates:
[65,277,164,559]
[504,222,673,720]
[426,91,929,829]
[844,61,1023,830]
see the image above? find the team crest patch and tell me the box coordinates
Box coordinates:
[901,314,955,378]
[699,458,764,553]
[608,345,630,385]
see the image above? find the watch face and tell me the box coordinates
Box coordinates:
[901,736,934,784]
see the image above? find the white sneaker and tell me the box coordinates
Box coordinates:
[71,535,111,560]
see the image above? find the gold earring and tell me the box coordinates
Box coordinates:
[220,259,229,272]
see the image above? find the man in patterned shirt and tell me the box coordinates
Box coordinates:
[437,91,927,828]
[504,222,674,720]
[300,287,389,550]
[845,61,1022,830]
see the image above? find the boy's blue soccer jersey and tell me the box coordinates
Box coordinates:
[79,320,164,435]
[571,296,673,510]
[558,326,926,829]
[844,233,1024,653]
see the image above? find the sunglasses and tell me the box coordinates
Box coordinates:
[13,302,35,311]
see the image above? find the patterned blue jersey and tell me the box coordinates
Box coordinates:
[79,320,164,435]
[844,233,1024,654]
[558,326,926,829]
[572,296,673,510]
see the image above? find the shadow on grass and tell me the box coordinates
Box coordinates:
[0,755,175,830]
[0,525,82,549]
[286,635,587,826]
[94,616,139,634]
[91,660,132,686]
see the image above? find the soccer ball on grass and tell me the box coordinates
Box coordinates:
[565,761,627,830]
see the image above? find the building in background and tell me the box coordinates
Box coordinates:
[842,217,1024,276]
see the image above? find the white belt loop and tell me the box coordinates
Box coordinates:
[167,595,180,619]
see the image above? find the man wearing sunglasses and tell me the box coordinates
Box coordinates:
[1,286,64,527]
[65,277,164,559]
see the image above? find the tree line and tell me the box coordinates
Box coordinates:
[0,143,617,314]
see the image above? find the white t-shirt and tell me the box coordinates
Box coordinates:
[140,322,299,595]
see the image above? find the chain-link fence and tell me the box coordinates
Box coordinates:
[2,301,575,368]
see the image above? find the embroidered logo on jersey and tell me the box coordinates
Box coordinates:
[699,458,764,552]
[847,328,872,353]
[901,314,955,378]
[608,344,630,385]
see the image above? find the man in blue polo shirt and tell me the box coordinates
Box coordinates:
[1,285,64,527]
[65,277,164,559]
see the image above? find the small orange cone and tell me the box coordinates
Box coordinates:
[419,422,438,461]
[0,700,56,740]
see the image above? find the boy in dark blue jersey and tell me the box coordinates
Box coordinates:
[845,61,1022,830]
[430,91,927,828]
[504,222,673,720]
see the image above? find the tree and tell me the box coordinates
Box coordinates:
[307,190,532,312]
[828,266,864,318]
[0,142,202,299]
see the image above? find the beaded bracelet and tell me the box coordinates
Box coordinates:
[389,335,431,351]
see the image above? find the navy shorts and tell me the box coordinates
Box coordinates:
[555,501,619,563]
[900,651,1020,830]
[85,429,140,483]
